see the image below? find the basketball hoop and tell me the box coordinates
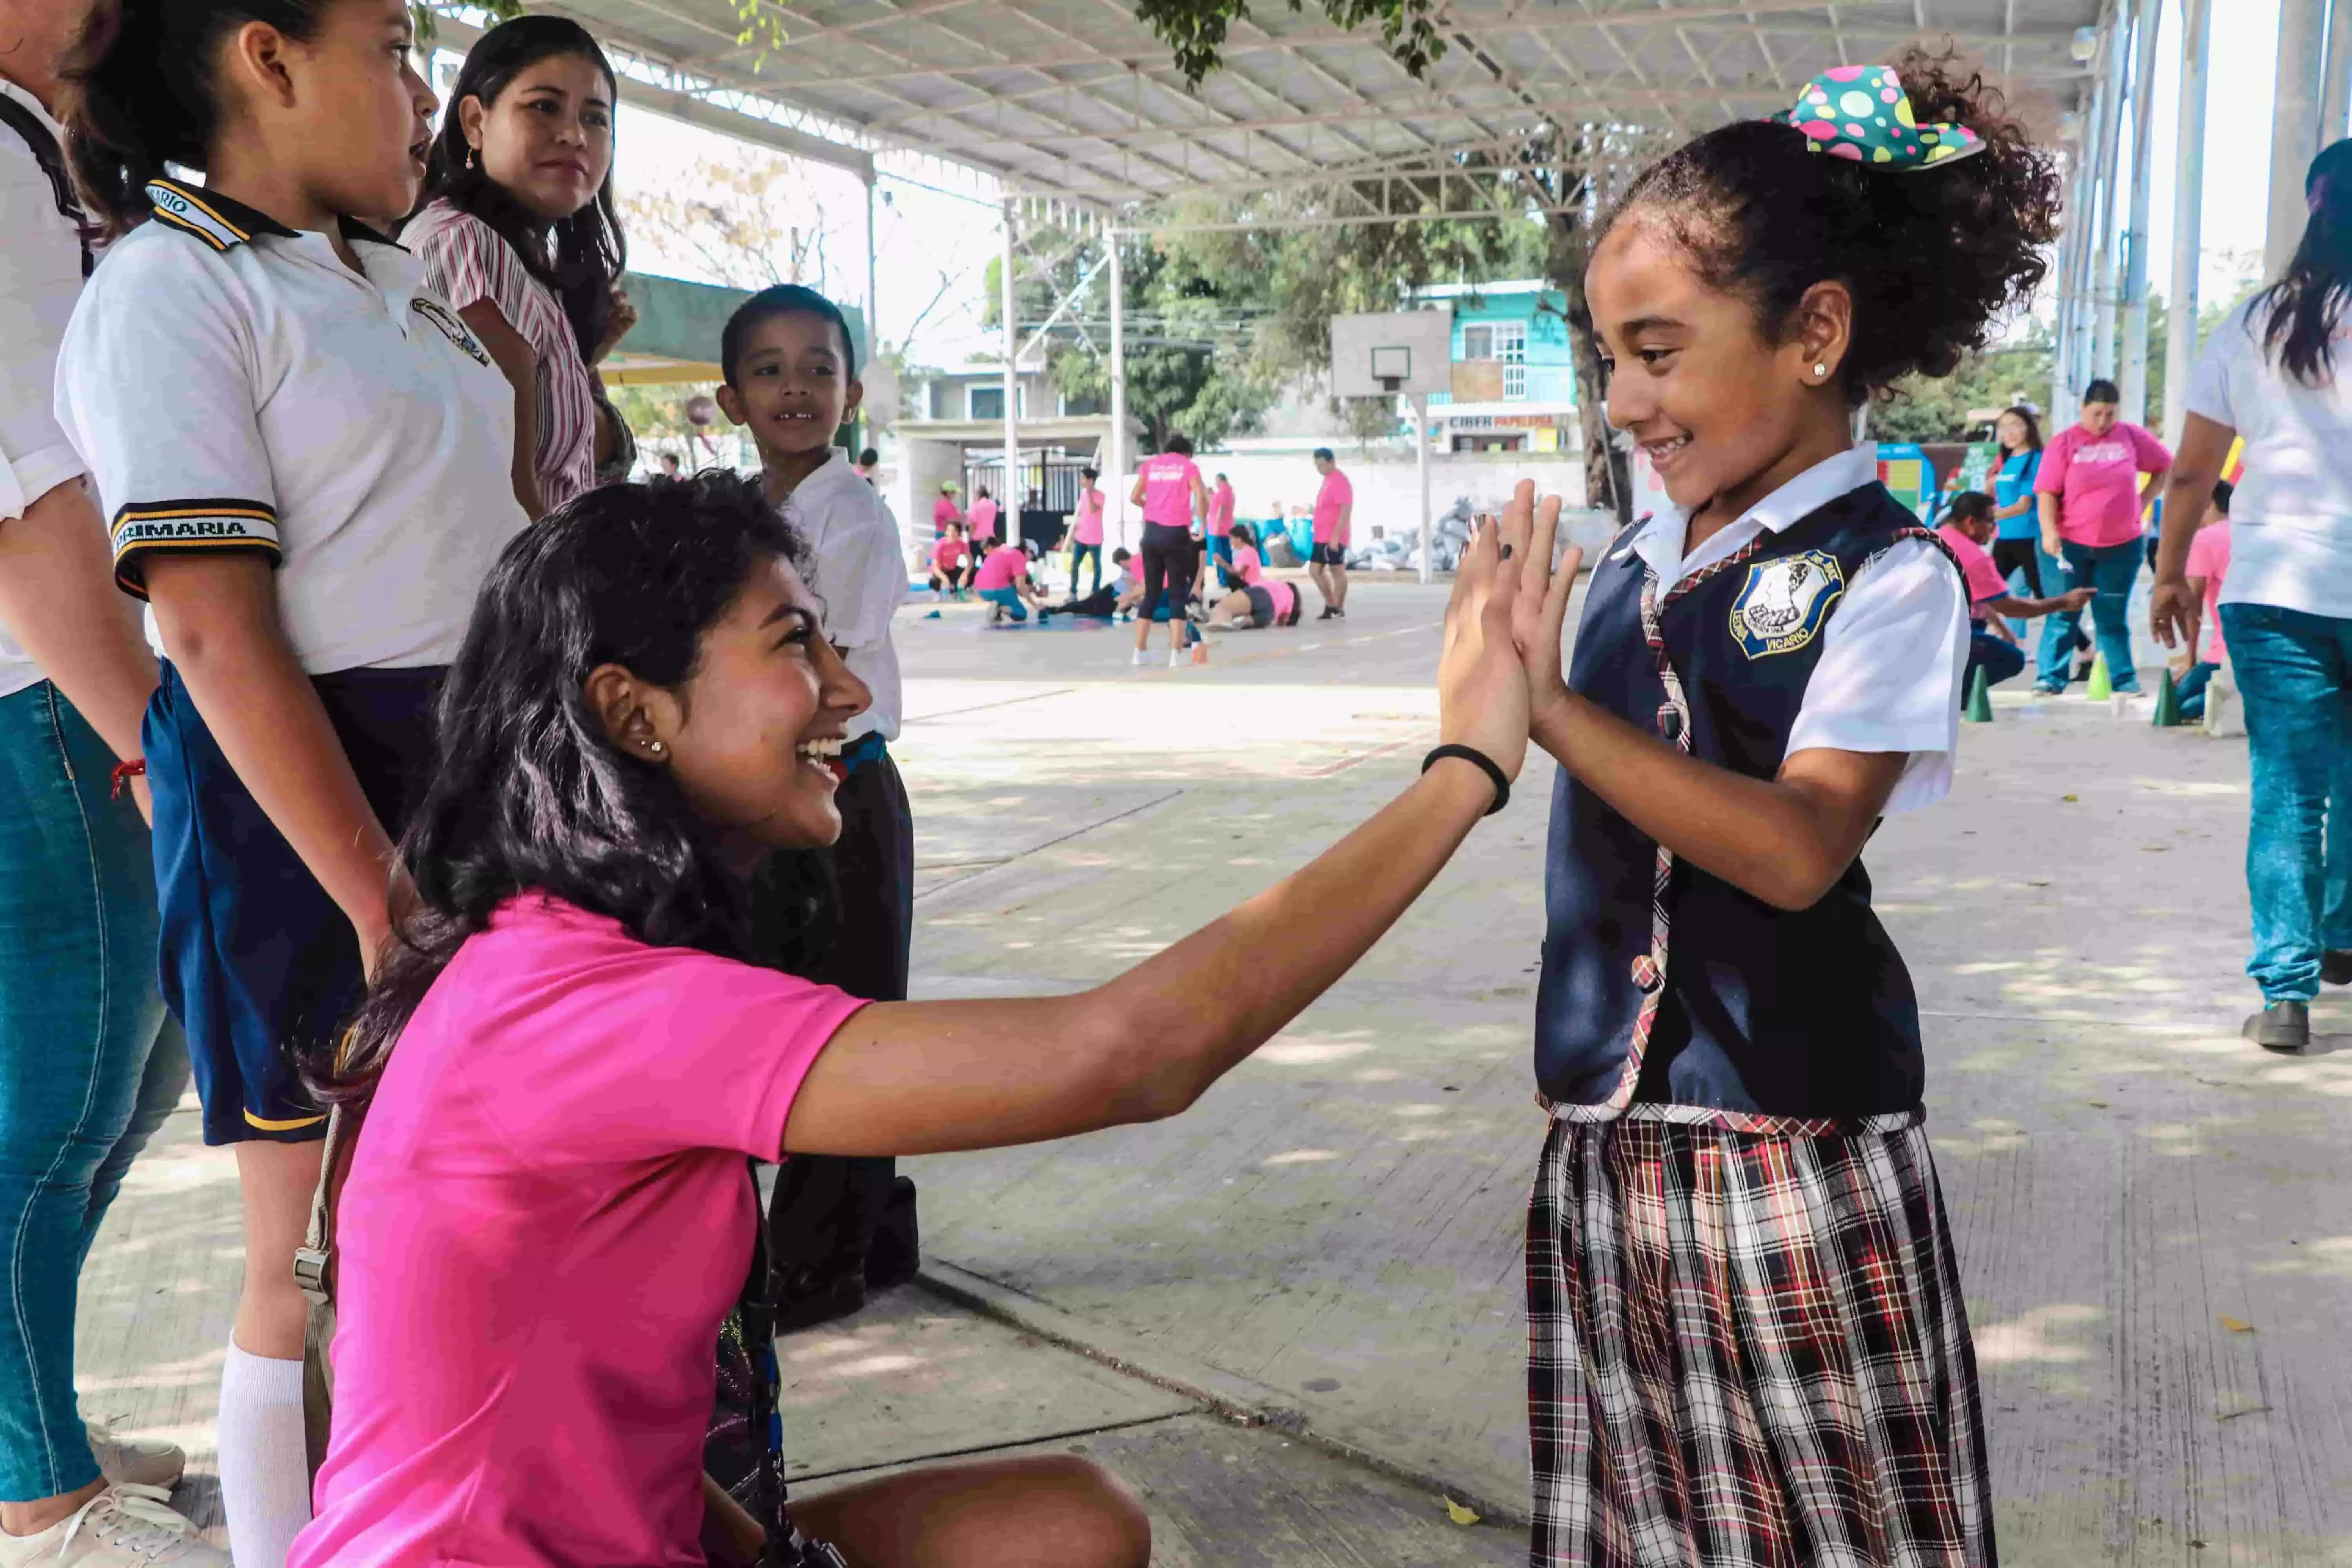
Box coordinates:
[1370,345,1412,397]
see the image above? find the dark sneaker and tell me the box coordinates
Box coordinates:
[1316,606,1337,620]
[2243,1000,2311,1053]
[2323,950,2352,986]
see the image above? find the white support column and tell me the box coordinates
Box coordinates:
[2271,0,2329,281]
[1412,392,1432,586]
[1107,231,1129,548]
[999,199,1020,544]
[2119,0,2163,424]
[2088,15,2130,388]
[2164,0,2212,448]
[864,177,879,448]
[2051,136,2092,430]
[2326,0,2352,144]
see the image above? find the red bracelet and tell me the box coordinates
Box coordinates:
[110,759,145,800]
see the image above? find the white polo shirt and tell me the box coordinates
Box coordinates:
[0,79,90,700]
[784,448,908,742]
[1619,445,1969,814]
[56,178,526,673]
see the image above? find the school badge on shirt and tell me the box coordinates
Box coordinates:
[410,297,493,366]
[1729,550,1844,658]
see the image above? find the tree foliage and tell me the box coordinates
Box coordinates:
[1132,0,1442,86]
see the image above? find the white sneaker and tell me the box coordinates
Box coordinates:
[85,1423,184,1492]
[1169,645,1187,667]
[1131,648,1150,666]
[0,1484,227,1565]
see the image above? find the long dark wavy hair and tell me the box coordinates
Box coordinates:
[412,15,627,363]
[2255,137,2352,387]
[1997,403,2042,454]
[311,474,832,1107]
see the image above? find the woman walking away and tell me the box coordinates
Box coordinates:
[2033,377,2171,695]
[0,0,204,1560]
[1069,466,1106,596]
[287,471,1532,1568]
[404,15,636,518]
[1129,434,1207,666]
[2152,136,2352,1055]
[59,3,529,1559]
[1507,54,2058,1561]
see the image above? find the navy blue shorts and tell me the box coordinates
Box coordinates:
[144,662,443,1145]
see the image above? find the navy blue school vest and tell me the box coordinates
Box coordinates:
[1536,483,1955,1123]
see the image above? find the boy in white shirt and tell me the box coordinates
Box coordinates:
[717,286,917,1325]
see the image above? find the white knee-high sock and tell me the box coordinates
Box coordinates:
[218,1342,312,1568]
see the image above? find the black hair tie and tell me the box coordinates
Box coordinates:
[1423,744,1509,816]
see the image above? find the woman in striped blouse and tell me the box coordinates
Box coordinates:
[405,15,636,517]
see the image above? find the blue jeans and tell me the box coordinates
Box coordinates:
[978,586,1028,621]
[2039,540,2143,690]
[0,682,185,1500]
[1967,629,2025,690]
[2221,603,2352,1002]
[1070,541,1102,597]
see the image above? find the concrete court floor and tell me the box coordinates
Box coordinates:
[74,572,2351,1563]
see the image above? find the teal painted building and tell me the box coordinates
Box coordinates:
[1413,280,1580,454]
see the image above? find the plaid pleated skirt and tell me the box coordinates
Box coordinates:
[1526,1111,1996,1568]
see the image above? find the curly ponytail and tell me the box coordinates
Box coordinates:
[59,0,329,238]
[1603,48,2062,403]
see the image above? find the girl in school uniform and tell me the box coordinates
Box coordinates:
[58,3,528,1560]
[403,15,637,518]
[1503,56,2058,1563]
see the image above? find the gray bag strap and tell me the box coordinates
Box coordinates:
[296,1104,354,1482]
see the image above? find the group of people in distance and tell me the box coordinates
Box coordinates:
[17,7,2346,1566]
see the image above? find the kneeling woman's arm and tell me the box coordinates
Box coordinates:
[782,503,1533,1158]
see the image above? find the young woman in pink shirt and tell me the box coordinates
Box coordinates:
[1128,435,1209,666]
[1069,465,1107,595]
[290,471,1534,1568]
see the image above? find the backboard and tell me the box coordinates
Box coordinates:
[1330,309,1453,399]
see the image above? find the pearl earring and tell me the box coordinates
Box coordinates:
[646,740,665,756]
[1813,363,1828,379]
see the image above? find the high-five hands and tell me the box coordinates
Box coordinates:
[1437,493,1532,782]
[1500,480,1584,741]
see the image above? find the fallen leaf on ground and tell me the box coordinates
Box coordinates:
[1443,1497,1481,1526]
[2062,793,2079,802]
[2218,1315,2256,1334]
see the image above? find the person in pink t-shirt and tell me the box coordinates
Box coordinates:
[1204,471,1238,585]
[973,539,1050,624]
[2031,378,2172,694]
[287,470,1533,1568]
[965,486,1000,552]
[2177,479,2234,720]
[1225,521,1265,587]
[1309,448,1353,619]
[1068,465,1107,595]
[1937,494,2094,692]
[931,481,965,540]
[1127,436,1209,665]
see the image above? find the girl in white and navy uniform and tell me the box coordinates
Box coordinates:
[1505,58,2058,1564]
[57,3,526,1561]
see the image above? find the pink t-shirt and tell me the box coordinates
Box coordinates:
[966,497,1000,541]
[1140,453,1200,528]
[931,495,961,535]
[974,546,1028,591]
[1229,543,1263,586]
[1263,578,1299,622]
[1207,481,1236,537]
[1312,470,1353,544]
[2035,422,2171,548]
[1071,486,1105,546]
[931,536,969,573]
[291,897,865,1568]
[1935,524,2011,619]
[2186,519,2232,664]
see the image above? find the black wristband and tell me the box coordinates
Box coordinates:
[1422,744,1509,816]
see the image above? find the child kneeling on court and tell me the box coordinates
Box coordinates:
[289,471,1534,1568]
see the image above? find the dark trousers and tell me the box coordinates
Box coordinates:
[1967,628,2026,690]
[758,747,914,1309]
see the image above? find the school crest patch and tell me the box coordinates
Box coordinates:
[410,297,492,366]
[1728,550,1844,658]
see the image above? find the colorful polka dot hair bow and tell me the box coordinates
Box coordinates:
[1771,65,1986,170]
